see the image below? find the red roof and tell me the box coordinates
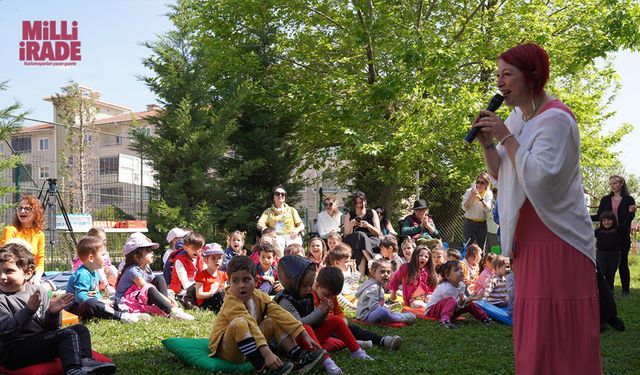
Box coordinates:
[18,123,55,133]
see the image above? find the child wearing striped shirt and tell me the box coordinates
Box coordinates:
[483,256,511,307]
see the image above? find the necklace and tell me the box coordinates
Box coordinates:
[522,94,546,122]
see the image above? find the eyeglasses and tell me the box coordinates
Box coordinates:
[275,192,287,197]
[17,206,33,213]
[476,180,488,185]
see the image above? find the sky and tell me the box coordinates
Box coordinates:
[1,1,639,175]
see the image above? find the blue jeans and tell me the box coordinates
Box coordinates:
[364,306,406,323]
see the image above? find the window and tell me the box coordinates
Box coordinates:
[38,138,49,151]
[99,157,119,175]
[100,187,124,204]
[12,164,32,183]
[11,137,31,153]
[39,166,50,179]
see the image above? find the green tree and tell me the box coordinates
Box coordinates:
[50,83,99,214]
[0,81,27,217]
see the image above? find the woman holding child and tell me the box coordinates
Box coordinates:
[472,43,600,374]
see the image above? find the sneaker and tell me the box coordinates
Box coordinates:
[80,358,116,374]
[170,308,195,321]
[440,320,458,329]
[381,335,402,351]
[350,348,374,361]
[384,299,401,309]
[120,312,152,323]
[259,361,294,375]
[65,368,86,375]
[293,349,326,374]
[481,318,494,325]
[356,340,373,349]
[621,290,630,298]
[323,358,343,375]
[401,313,417,325]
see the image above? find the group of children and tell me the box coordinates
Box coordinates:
[0,222,516,375]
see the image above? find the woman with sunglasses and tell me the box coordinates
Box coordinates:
[0,195,46,284]
[257,185,305,253]
[316,195,342,239]
[461,172,493,249]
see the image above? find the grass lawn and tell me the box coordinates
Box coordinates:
[87,255,640,374]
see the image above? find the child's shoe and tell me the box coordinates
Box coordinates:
[293,349,326,374]
[323,358,343,375]
[120,312,151,323]
[381,335,402,350]
[80,358,116,374]
[356,340,373,349]
[401,313,417,325]
[481,318,494,325]
[258,362,294,375]
[350,348,374,361]
[170,307,195,321]
[440,320,458,329]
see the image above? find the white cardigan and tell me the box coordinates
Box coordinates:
[495,103,595,264]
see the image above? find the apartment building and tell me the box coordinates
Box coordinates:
[1,85,156,218]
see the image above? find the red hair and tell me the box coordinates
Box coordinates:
[499,43,550,95]
[12,196,44,232]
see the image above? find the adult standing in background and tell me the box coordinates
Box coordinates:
[316,195,342,239]
[461,172,493,249]
[473,43,601,374]
[0,196,46,284]
[593,175,636,296]
[257,185,305,251]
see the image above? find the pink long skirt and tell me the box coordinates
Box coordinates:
[513,200,601,375]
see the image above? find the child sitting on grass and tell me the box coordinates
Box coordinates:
[325,244,359,310]
[425,260,491,329]
[461,243,482,292]
[399,237,416,264]
[370,236,403,272]
[388,245,437,309]
[116,233,194,321]
[255,243,283,295]
[483,256,511,307]
[169,231,205,296]
[72,227,118,296]
[191,243,227,313]
[67,236,150,323]
[307,237,326,272]
[314,267,402,352]
[356,259,416,325]
[222,230,246,271]
[473,252,497,295]
[276,257,374,374]
[326,231,342,252]
[0,242,116,375]
[209,256,325,375]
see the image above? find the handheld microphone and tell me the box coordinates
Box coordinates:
[464,94,504,144]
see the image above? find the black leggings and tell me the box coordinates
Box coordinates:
[68,298,122,321]
[147,275,173,313]
[3,324,92,371]
[348,323,383,346]
[619,236,631,293]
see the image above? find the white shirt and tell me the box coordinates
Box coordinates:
[495,104,595,264]
[317,210,342,238]
[426,281,466,313]
[462,187,493,221]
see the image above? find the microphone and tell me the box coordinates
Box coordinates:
[464,94,504,144]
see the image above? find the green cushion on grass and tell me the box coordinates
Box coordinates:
[162,337,254,373]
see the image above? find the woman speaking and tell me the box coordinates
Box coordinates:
[472,43,600,374]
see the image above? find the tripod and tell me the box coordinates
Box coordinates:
[38,178,77,264]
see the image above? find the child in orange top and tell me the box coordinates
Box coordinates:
[192,243,228,313]
[462,244,482,291]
